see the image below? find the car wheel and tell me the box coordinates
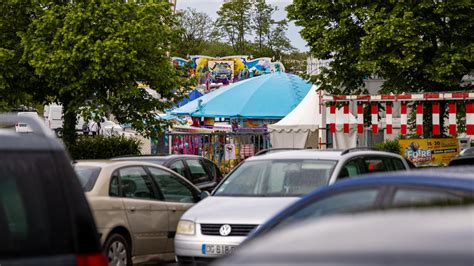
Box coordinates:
[104,233,131,266]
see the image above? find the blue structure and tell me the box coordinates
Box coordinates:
[171,73,312,119]
[178,89,203,107]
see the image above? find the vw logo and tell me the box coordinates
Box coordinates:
[219,224,232,236]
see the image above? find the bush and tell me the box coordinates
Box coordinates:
[376,139,402,154]
[67,135,141,160]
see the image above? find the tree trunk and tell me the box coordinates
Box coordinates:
[61,93,77,146]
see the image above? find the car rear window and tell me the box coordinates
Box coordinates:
[74,165,102,192]
[0,151,74,257]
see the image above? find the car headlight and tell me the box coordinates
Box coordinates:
[177,220,195,235]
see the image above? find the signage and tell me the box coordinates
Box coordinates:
[399,138,459,167]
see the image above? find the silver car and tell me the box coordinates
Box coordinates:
[174,149,410,264]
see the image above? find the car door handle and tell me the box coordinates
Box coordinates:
[128,207,136,213]
[170,207,177,212]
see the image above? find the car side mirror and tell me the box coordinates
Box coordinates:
[200,191,210,200]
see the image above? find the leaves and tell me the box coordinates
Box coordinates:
[287,1,474,94]
[20,1,191,139]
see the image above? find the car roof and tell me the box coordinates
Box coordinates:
[247,149,403,161]
[75,160,168,168]
[112,154,203,161]
[219,206,474,265]
[449,155,474,162]
[303,167,474,198]
[0,113,63,151]
[0,130,64,151]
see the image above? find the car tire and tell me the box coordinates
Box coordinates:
[104,233,132,266]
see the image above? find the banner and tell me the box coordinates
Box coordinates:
[399,138,459,167]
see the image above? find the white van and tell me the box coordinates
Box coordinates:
[44,104,86,133]
[16,112,40,133]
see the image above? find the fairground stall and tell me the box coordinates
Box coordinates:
[167,72,312,173]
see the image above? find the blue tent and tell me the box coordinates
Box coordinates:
[171,78,255,116]
[177,89,203,107]
[171,73,312,119]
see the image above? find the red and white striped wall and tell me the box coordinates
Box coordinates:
[322,91,474,136]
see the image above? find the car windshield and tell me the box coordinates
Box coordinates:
[214,159,337,197]
[74,165,102,192]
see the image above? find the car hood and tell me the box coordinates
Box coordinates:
[182,196,299,225]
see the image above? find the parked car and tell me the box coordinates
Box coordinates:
[459,147,474,156]
[14,111,39,133]
[74,160,207,265]
[113,155,223,192]
[448,155,474,166]
[216,206,474,265]
[174,149,410,265]
[0,114,106,265]
[245,167,474,242]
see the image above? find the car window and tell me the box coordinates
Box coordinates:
[169,160,187,177]
[203,159,219,179]
[74,165,101,192]
[391,158,407,170]
[109,173,120,197]
[363,158,389,172]
[148,167,196,203]
[215,160,337,197]
[338,159,362,180]
[276,189,380,228]
[118,167,156,200]
[186,159,212,184]
[0,152,74,255]
[392,188,462,206]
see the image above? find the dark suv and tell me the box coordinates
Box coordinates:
[113,155,223,192]
[0,114,106,266]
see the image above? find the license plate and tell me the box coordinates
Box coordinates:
[202,244,236,255]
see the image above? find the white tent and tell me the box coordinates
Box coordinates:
[268,87,357,149]
[268,86,321,148]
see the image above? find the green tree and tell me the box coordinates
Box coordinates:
[0,0,62,111]
[174,8,215,57]
[287,1,474,95]
[216,0,253,54]
[22,1,191,144]
[267,20,295,59]
[252,0,275,56]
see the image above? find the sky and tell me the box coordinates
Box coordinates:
[175,0,308,52]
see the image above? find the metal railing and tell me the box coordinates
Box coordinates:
[163,132,271,173]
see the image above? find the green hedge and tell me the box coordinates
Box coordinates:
[376,139,402,154]
[67,135,141,160]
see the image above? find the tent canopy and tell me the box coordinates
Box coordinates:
[268,85,321,133]
[269,87,357,149]
[171,73,312,119]
[268,86,320,148]
[171,78,253,116]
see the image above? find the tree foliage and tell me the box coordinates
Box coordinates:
[212,0,294,58]
[216,0,253,54]
[287,1,474,95]
[21,0,192,143]
[252,0,275,54]
[0,0,56,111]
[174,8,215,57]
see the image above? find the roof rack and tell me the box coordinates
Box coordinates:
[0,113,54,138]
[341,147,379,155]
[255,148,305,156]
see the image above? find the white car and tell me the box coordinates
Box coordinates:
[174,149,410,264]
